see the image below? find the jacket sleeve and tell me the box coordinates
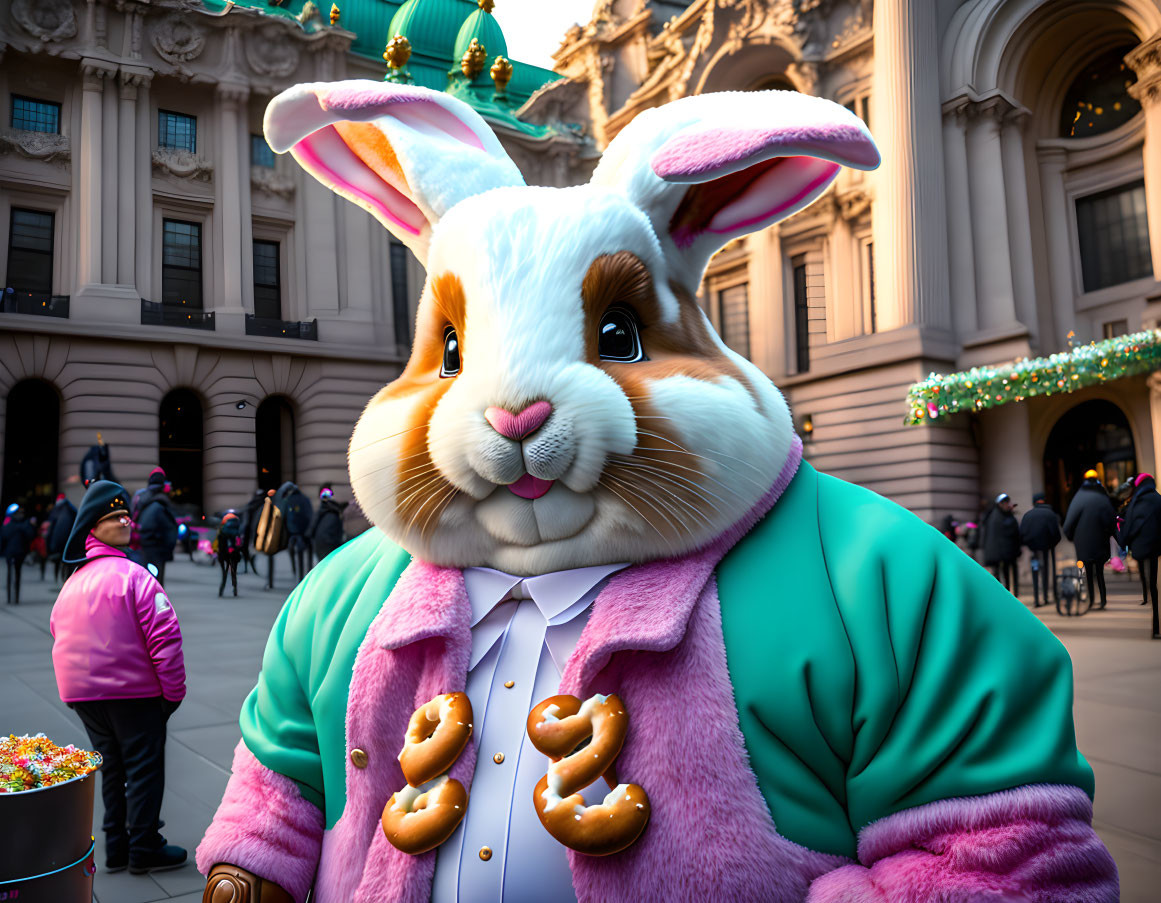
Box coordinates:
[1062,500,1078,540]
[808,476,1116,902]
[132,571,186,702]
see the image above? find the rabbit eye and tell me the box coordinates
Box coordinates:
[441,327,461,377]
[598,307,645,363]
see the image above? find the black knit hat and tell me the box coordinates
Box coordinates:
[63,480,131,564]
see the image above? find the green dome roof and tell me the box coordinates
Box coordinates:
[453,7,507,68]
[388,0,476,64]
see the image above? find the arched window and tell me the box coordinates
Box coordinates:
[159,388,203,514]
[2,379,60,518]
[1060,45,1141,138]
[1042,399,1136,512]
[255,396,296,492]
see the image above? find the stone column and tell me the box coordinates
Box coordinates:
[117,70,147,287]
[76,60,114,288]
[1128,33,1161,279]
[1150,372,1161,475]
[965,96,1019,334]
[135,74,153,300]
[214,82,250,322]
[1038,147,1075,348]
[1000,106,1038,340]
[870,0,951,332]
[941,98,978,340]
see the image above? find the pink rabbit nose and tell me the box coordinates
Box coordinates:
[485,401,553,440]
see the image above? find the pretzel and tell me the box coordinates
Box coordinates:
[527,693,650,855]
[381,776,469,855]
[382,692,473,855]
[399,691,473,787]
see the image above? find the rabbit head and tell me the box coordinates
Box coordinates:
[265,82,878,574]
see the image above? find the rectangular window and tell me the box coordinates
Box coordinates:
[251,134,276,168]
[11,95,60,133]
[253,239,282,319]
[390,239,411,345]
[717,283,751,359]
[1102,319,1129,339]
[6,208,54,296]
[1076,179,1152,292]
[792,257,810,373]
[158,110,197,153]
[161,219,202,308]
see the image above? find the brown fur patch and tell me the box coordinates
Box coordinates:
[372,271,468,534]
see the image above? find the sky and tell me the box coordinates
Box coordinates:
[492,0,597,70]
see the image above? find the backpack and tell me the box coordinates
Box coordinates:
[254,495,284,555]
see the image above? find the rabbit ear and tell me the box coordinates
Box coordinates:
[264,81,525,265]
[591,90,879,291]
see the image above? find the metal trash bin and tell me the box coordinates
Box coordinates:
[0,767,100,903]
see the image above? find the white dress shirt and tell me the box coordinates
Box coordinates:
[430,562,629,903]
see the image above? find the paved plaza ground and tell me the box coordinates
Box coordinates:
[2,544,1159,902]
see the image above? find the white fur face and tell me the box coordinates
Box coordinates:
[349,185,793,574]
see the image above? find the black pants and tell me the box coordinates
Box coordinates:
[5,556,23,604]
[72,697,169,857]
[1030,548,1055,607]
[1082,561,1108,608]
[1138,556,1159,634]
[218,552,239,597]
[991,559,1019,597]
[266,553,276,589]
[288,535,311,582]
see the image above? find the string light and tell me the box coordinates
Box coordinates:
[905,329,1161,425]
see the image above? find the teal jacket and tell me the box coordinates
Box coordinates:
[240,462,1092,860]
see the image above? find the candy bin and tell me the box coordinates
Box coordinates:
[0,734,102,903]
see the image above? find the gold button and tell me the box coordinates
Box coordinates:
[350,748,368,769]
[479,846,492,861]
[504,680,514,688]
[493,752,504,764]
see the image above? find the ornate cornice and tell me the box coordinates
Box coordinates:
[0,129,71,165]
[11,0,77,52]
[1127,31,1161,108]
[152,147,214,181]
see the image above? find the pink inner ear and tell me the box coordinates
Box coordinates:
[669,155,839,248]
[292,125,427,236]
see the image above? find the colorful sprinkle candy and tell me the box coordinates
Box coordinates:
[0,733,101,793]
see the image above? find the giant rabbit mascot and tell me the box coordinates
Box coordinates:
[198,80,1116,903]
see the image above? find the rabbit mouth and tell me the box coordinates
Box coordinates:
[508,474,555,500]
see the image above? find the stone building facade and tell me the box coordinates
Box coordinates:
[0,0,590,517]
[546,0,1161,524]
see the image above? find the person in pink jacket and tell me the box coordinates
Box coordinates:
[50,480,188,875]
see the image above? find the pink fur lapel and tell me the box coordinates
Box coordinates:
[314,559,474,903]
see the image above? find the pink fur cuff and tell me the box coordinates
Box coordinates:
[196,740,325,903]
[807,785,1117,903]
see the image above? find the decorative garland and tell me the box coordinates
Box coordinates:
[905,329,1161,425]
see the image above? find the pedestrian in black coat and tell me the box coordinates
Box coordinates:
[135,469,178,586]
[80,437,115,487]
[1020,494,1062,608]
[281,483,313,582]
[983,493,1021,596]
[2,504,36,604]
[1117,473,1161,637]
[238,490,266,575]
[1063,472,1117,609]
[308,487,348,566]
[45,494,77,582]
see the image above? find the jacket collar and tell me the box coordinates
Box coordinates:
[84,535,129,559]
[372,435,803,669]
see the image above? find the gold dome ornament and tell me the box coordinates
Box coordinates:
[478,0,495,11]
[490,55,513,92]
[461,38,487,79]
[329,3,340,26]
[383,34,412,69]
